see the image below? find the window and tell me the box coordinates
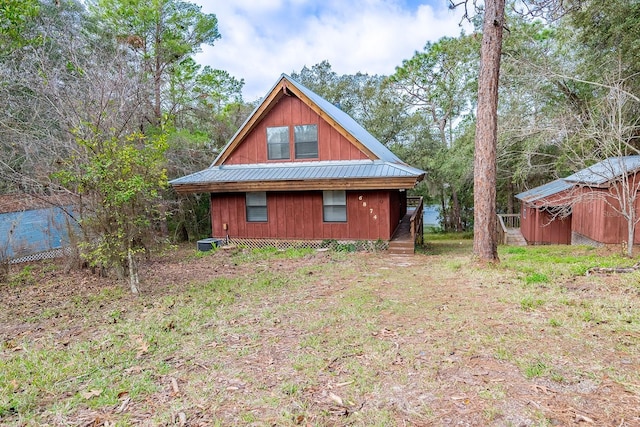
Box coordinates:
[246,192,267,222]
[267,126,290,160]
[323,190,346,222]
[295,124,318,159]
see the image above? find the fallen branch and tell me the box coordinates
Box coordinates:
[586,262,640,276]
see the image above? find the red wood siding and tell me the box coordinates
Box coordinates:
[223,96,368,164]
[210,190,397,240]
[571,187,640,244]
[520,204,535,243]
[520,202,571,245]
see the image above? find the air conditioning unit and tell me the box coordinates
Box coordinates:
[196,238,224,252]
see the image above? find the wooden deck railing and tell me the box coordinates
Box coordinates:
[408,196,424,246]
[496,214,520,245]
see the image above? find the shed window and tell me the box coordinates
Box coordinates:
[295,124,318,159]
[323,190,346,222]
[246,192,267,222]
[267,126,290,160]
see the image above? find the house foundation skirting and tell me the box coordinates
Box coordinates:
[8,246,73,264]
[222,237,389,252]
[571,232,604,247]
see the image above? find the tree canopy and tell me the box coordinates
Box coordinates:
[0,0,245,287]
[3,0,640,279]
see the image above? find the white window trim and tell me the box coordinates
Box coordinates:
[323,190,347,222]
[246,192,268,222]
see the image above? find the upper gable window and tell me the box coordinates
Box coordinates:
[294,124,318,159]
[267,126,290,160]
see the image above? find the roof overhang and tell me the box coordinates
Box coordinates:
[515,179,574,206]
[169,160,425,194]
[171,176,423,194]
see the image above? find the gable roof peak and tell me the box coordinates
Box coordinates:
[212,73,404,166]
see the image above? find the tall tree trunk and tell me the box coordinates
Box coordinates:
[627,219,634,258]
[451,187,462,232]
[507,180,514,214]
[128,245,139,294]
[473,0,505,263]
[441,188,449,231]
[626,202,635,257]
[154,19,162,124]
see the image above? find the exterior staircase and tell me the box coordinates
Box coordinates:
[388,197,424,255]
[497,214,527,246]
[505,228,527,246]
[388,212,416,255]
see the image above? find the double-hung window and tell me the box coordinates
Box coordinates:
[246,192,267,222]
[267,126,290,160]
[294,124,318,159]
[323,190,346,222]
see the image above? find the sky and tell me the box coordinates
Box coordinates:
[193,0,470,101]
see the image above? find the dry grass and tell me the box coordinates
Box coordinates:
[1,239,639,426]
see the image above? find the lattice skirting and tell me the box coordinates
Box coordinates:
[225,238,389,252]
[8,246,73,264]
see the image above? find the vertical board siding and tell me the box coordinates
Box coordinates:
[224,96,368,165]
[572,189,616,244]
[520,204,535,243]
[534,210,571,244]
[522,180,640,246]
[541,186,640,245]
[211,190,395,241]
[603,200,623,243]
[521,203,572,245]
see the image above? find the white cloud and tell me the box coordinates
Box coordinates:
[195,0,470,101]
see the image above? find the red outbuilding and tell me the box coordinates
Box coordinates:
[516,179,573,245]
[516,156,640,247]
[564,156,640,245]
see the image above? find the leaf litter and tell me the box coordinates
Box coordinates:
[0,243,638,426]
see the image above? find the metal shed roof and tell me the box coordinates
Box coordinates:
[169,159,424,186]
[515,179,573,204]
[564,156,640,185]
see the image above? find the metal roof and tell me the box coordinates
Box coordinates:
[564,156,640,185]
[515,179,573,204]
[516,156,640,205]
[169,159,424,186]
[172,73,425,193]
[283,74,403,163]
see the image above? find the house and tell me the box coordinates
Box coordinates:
[515,156,640,246]
[170,74,426,250]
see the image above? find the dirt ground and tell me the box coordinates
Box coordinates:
[1,242,639,426]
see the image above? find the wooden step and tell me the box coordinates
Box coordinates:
[388,211,417,255]
[505,229,527,246]
[388,247,415,255]
[389,241,414,248]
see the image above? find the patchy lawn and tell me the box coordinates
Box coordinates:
[1,240,639,426]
